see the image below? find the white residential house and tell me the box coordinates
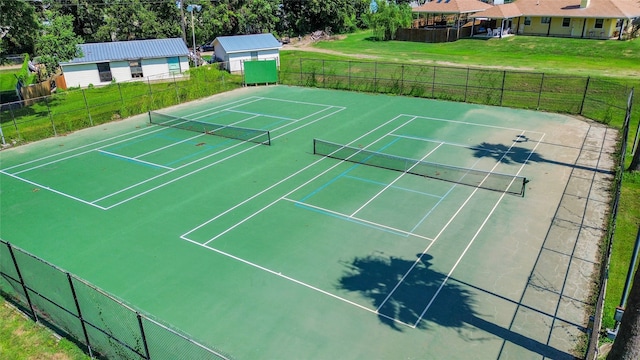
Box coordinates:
[60,38,190,88]
[213,33,282,73]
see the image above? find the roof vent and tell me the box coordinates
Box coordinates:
[580,0,590,8]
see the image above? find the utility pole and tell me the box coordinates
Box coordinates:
[177,0,186,43]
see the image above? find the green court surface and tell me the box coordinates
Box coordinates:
[0,86,617,359]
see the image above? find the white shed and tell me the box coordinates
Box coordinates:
[60,38,190,88]
[213,33,282,73]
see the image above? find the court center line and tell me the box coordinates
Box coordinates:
[104,106,347,208]
[343,175,444,199]
[133,133,207,159]
[375,130,529,315]
[181,237,415,329]
[412,131,544,327]
[97,150,174,170]
[225,109,296,122]
[402,114,545,135]
[350,142,443,217]
[282,197,434,242]
[198,114,418,245]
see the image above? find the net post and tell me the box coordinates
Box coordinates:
[266,131,271,146]
[313,138,317,154]
[522,177,527,197]
[148,111,152,124]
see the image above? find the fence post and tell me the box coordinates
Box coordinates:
[118,83,124,105]
[67,273,94,359]
[44,97,58,135]
[500,70,506,107]
[137,313,151,359]
[374,62,378,93]
[348,61,351,91]
[432,66,436,98]
[400,64,405,95]
[579,76,591,115]
[464,67,470,102]
[81,89,93,126]
[299,58,303,86]
[173,74,179,103]
[6,242,38,322]
[322,60,325,88]
[9,105,20,139]
[537,73,545,110]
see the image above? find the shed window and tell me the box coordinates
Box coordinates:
[97,62,112,82]
[524,17,531,26]
[541,17,551,24]
[562,18,571,27]
[250,51,258,60]
[130,60,143,78]
[594,19,604,28]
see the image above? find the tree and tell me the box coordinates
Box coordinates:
[95,0,167,41]
[0,0,40,56]
[607,255,640,359]
[35,11,82,75]
[363,0,412,41]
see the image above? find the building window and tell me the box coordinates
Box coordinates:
[541,17,551,24]
[130,60,143,78]
[167,57,181,74]
[562,18,571,27]
[97,62,112,82]
[250,51,258,60]
[524,17,531,26]
[595,19,604,28]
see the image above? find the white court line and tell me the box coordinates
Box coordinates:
[7,125,177,175]
[374,130,531,317]
[282,197,434,242]
[225,109,296,122]
[196,114,418,245]
[412,132,545,327]
[403,114,546,135]
[391,134,517,154]
[350,142,443,217]
[102,106,347,208]
[133,132,207,159]
[97,150,174,170]
[181,237,415,329]
[0,170,107,210]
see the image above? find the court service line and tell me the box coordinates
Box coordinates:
[184,96,264,120]
[97,150,174,170]
[225,109,296,122]
[0,170,107,210]
[350,142,444,218]
[5,125,178,175]
[282,197,434,242]
[181,237,415,329]
[103,106,347,208]
[133,133,207,159]
[197,114,419,245]
[343,175,444,199]
[412,132,544,327]
[391,134,527,154]
[375,130,530,316]
[402,114,546,135]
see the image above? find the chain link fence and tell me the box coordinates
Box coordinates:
[0,65,242,146]
[0,239,232,359]
[279,58,635,125]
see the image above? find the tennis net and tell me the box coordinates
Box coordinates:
[313,139,527,196]
[149,111,271,145]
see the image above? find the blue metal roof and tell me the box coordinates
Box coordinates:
[62,38,189,64]
[213,33,282,53]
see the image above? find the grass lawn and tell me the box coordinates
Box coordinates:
[0,302,90,360]
[2,32,639,357]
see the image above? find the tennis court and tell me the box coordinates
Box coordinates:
[0,85,617,359]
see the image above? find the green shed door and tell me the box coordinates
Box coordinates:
[168,57,181,74]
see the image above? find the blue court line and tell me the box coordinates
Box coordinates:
[293,202,407,237]
[261,118,293,129]
[342,174,443,199]
[300,138,403,203]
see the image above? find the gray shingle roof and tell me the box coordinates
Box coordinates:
[62,38,189,65]
[213,33,282,53]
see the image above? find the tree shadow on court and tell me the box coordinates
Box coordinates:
[337,253,573,359]
[471,139,612,174]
